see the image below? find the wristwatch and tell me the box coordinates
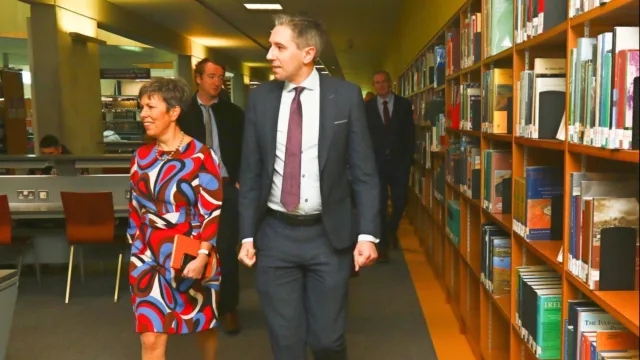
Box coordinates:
[198,249,211,257]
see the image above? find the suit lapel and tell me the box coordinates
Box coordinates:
[266,82,285,174]
[318,75,335,172]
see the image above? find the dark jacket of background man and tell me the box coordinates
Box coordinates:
[179,94,245,185]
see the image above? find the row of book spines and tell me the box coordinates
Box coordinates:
[515,266,563,358]
[512,166,564,241]
[565,299,638,360]
[480,223,512,295]
[515,0,568,45]
[567,28,639,150]
[445,139,481,198]
[399,47,447,96]
[461,12,482,69]
[566,174,639,291]
[516,57,566,140]
[578,331,639,360]
[483,150,512,214]
[446,200,461,247]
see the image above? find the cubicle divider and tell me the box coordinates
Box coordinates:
[0,173,131,265]
[2,174,130,211]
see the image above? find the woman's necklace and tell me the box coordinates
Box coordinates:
[156,131,185,161]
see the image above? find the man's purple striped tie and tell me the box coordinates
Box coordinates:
[281,86,305,212]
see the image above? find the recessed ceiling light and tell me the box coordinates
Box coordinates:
[244,3,282,10]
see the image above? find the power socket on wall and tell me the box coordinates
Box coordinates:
[38,190,49,201]
[16,190,36,202]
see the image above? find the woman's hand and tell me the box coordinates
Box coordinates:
[182,254,209,279]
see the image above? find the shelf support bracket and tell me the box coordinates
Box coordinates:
[525,49,530,71]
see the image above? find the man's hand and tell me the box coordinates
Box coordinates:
[235,182,240,189]
[238,242,256,267]
[353,241,378,271]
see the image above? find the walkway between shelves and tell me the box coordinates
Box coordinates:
[399,220,476,359]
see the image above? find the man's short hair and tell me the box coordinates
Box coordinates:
[373,70,392,83]
[39,134,61,149]
[273,14,326,57]
[138,77,191,112]
[194,58,227,79]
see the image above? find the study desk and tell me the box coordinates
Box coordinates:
[9,203,129,220]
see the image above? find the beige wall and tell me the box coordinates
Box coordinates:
[383,0,466,82]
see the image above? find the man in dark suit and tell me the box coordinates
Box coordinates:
[177,58,244,334]
[365,70,415,262]
[238,14,379,360]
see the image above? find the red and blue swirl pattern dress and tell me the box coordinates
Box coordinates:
[127,138,223,334]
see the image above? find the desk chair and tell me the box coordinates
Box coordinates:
[60,191,126,304]
[0,194,41,284]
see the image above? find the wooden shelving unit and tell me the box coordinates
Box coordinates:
[402,0,640,358]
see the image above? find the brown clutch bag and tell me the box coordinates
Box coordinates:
[170,235,216,279]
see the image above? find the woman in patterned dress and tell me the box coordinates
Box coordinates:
[127,77,223,360]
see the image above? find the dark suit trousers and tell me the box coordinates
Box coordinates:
[255,215,351,360]
[218,182,240,315]
[378,159,411,249]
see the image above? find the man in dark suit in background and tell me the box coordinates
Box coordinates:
[178,58,244,334]
[365,70,415,262]
[237,14,379,360]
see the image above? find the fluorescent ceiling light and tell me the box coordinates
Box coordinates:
[244,3,282,10]
[118,45,143,52]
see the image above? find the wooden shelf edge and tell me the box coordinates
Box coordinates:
[568,142,639,163]
[481,285,511,321]
[481,346,510,360]
[514,136,566,151]
[515,20,568,51]
[482,208,513,232]
[565,270,640,335]
[570,0,639,27]
[483,47,514,65]
[513,234,563,273]
[483,132,513,143]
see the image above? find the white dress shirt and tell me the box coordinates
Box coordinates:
[242,69,378,244]
[196,95,228,177]
[376,93,394,122]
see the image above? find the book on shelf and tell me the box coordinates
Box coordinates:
[483,149,512,213]
[461,12,482,69]
[446,200,461,247]
[480,223,512,295]
[515,265,563,358]
[513,166,564,240]
[516,58,566,139]
[568,27,639,149]
[482,68,513,133]
[567,176,639,289]
[566,301,634,360]
[486,0,514,57]
[460,82,482,131]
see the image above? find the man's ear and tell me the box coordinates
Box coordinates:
[302,47,317,65]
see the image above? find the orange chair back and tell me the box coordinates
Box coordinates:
[0,195,11,245]
[60,191,115,244]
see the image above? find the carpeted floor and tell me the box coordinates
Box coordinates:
[6,239,437,360]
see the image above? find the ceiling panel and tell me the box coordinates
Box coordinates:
[107,0,267,62]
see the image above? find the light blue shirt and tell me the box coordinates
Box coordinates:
[376,93,394,122]
[196,96,228,177]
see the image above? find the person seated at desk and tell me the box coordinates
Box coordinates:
[27,135,88,175]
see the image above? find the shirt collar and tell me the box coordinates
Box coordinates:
[196,92,218,107]
[284,68,320,93]
[377,93,393,104]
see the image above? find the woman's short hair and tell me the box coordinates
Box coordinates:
[138,77,190,112]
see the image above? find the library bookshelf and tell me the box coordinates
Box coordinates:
[399,0,640,359]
